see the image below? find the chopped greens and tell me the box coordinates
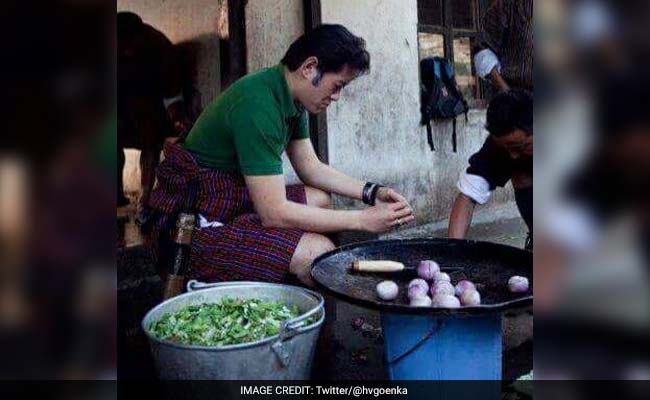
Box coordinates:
[150,297,308,346]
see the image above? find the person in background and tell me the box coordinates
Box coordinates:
[473,0,533,92]
[117,12,189,224]
[448,90,533,250]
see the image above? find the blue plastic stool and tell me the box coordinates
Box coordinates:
[381,312,503,380]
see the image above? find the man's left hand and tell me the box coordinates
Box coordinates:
[375,187,414,226]
[375,187,412,216]
[376,187,407,204]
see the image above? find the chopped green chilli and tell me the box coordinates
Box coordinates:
[150,298,309,346]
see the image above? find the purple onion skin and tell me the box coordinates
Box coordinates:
[410,296,433,307]
[460,289,481,306]
[432,271,451,282]
[408,278,429,292]
[376,280,399,301]
[417,260,440,280]
[431,294,461,308]
[430,280,455,297]
[508,276,529,293]
[454,280,476,297]
[408,285,429,300]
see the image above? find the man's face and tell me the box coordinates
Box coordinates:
[491,128,534,159]
[299,64,358,114]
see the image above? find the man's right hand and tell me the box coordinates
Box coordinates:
[360,201,414,233]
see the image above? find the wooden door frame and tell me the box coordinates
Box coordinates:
[221,0,248,89]
[303,0,329,164]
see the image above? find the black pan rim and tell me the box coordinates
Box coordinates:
[310,237,533,316]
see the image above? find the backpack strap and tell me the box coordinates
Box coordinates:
[452,118,457,153]
[426,120,435,151]
[433,58,442,80]
[439,59,453,84]
[443,58,467,153]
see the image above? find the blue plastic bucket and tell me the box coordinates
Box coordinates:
[381,312,502,380]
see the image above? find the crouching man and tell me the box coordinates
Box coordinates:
[448,90,533,250]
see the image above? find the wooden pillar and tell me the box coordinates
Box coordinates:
[222,0,247,88]
[303,0,329,164]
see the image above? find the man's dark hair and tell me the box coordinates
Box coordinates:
[281,24,370,75]
[485,89,533,137]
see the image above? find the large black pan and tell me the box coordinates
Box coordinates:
[311,238,532,315]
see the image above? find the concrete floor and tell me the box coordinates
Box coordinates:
[117,201,532,380]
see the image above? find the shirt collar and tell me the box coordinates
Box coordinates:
[273,64,304,119]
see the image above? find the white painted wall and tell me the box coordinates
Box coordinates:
[246,0,305,73]
[321,0,513,223]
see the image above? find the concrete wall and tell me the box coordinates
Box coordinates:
[246,0,305,73]
[118,0,223,196]
[245,0,305,184]
[321,0,513,223]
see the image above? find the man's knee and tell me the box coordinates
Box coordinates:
[290,233,335,282]
[292,233,335,264]
[314,234,336,256]
[307,232,335,254]
[306,187,333,209]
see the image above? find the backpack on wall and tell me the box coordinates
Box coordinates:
[419,56,469,152]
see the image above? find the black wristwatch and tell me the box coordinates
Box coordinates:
[362,182,384,206]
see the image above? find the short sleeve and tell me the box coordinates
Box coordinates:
[466,138,513,189]
[230,101,285,176]
[291,112,310,141]
[457,172,492,204]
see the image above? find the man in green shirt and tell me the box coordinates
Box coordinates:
[183,62,311,175]
[150,24,414,286]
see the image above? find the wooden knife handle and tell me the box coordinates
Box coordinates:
[352,260,405,272]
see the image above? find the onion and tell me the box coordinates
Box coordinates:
[432,271,451,282]
[376,280,399,301]
[410,296,433,307]
[408,285,429,300]
[454,280,476,297]
[408,278,429,291]
[508,276,529,293]
[430,280,455,297]
[460,289,481,306]
[431,294,461,308]
[417,260,440,280]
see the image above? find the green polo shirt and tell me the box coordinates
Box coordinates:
[183,64,310,175]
